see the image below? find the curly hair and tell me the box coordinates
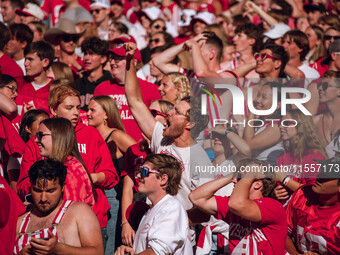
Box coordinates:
[164,72,190,104]
[81,36,109,56]
[283,109,327,162]
[143,154,182,196]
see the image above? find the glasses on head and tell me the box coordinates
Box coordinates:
[36,131,52,142]
[254,52,278,61]
[150,109,167,118]
[90,8,104,15]
[139,166,160,178]
[150,38,160,44]
[324,35,340,41]
[317,82,338,91]
[62,35,78,43]
[0,85,17,94]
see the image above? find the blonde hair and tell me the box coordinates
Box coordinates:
[50,62,74,82]
[49,85,80,111]
[91,95,125,131]
[152,99,173,114]
[164,72,190,103]
[284,109,327,162]
[308,26,325,64]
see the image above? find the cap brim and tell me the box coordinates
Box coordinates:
[15,9,34,17]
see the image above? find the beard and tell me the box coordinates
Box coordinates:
[163,121,186,139]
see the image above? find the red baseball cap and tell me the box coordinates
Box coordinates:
[111,34,136,44]
[106,43,142,63]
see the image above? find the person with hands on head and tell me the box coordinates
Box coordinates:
[189,158,287,255]
[115,154,193,255]
[14,159,103,255]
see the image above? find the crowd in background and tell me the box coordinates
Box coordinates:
[0,0,340,254]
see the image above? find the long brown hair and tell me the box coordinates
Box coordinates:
[283,109,327,162]
[91,95,125,131]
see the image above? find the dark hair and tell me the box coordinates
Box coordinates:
[232,15,251,27]
[271,0,293,16]
[235,23,263,53]
[19,109,49,143]
[150,18,165,28]
[263,43,289,76]
[283,30,310,61]
[9,23,33,55]
[144,154,182,196]
[81,36,109,56]
[153,31,173,44]
[0,74,16,86]
[205,32,224,62]
[29,159,67,187]
[26,41,55,69]
[4,0,24,10]
[0,22,11,50]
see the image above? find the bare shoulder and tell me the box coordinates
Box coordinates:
[312,113,323,124]
[67,201,94,215]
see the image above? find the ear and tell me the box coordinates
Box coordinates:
[274,59,282,70]
[209,48,216,60]
[254,180,263,191]
[42,58,50,69]
[248,38,255,46]
[101,55,107,65]
[21,40,27,50]
[25,125,32,134]
[159,173,168,187]
[185,120,195,131]
[331,52,336,61]
[50,106,57,117]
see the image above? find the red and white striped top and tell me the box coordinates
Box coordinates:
[13,200,72,255]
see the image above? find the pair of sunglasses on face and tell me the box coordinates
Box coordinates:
[139,166,160,178]
[254,52,278,61]
[150,109,167,118]
[36,131,52,142]
[62,35,79,43]
[317,82,338,91]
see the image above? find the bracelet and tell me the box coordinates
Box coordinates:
[225,127,235,136]
[282,176,291,186]
[121,221,128,227]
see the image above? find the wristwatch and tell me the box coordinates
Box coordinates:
[225,127,235,136]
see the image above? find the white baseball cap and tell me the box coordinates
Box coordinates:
[90,0,110,9]
[264,23,291,39]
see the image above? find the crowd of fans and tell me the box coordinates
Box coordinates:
[0,0,340,254]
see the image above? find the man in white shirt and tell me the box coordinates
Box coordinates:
[115,154,193,255]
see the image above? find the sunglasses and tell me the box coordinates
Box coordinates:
[62,35,78,43]
[36,131,52,141]
[139,166,160,178]
[150,109,167,118]
[153,24,164,30]
[324,35,340,40]
[90,8,104,14]
[317,82,338,91]
[0,85,17,94]
[254,52,278,61]
[150,38,160,44]
[279,120,297,127]
[108,55,125,62]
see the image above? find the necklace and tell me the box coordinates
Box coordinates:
[322,114,336,144]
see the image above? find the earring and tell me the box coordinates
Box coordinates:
[104,119,107,125]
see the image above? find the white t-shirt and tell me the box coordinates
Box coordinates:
[151,121,197,210]
[134,194,193,255]
[16,58,26,75]
[298,64,320,88]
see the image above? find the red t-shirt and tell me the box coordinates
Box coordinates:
[0,53,24,82]
[121,141,149,193]
[276,151,325,184]
[286,185,340,255]
[12,78,52,131]
[215,196,287,255]
[17,122,119,227]
[0,176,26,255]
[94,79,160,141]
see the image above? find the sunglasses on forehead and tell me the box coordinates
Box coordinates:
[139,166,160,178]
